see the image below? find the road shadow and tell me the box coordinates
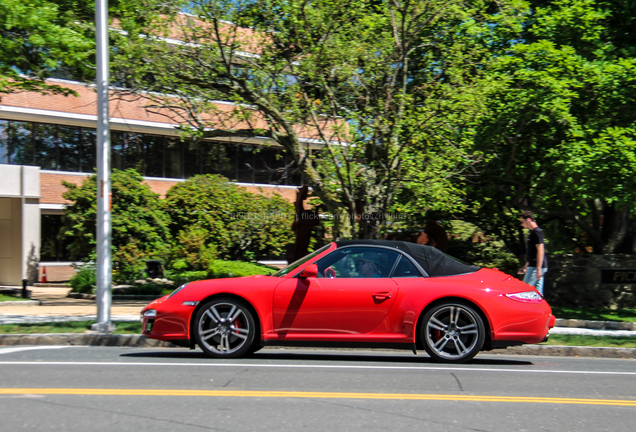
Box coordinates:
[120,349,534,366]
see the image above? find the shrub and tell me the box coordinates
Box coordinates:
[163,174,294,263]
[69,264,96,294]
[207,260,276,278]
[446,220,520,276]
[61,169,172,283]
[169,227,219,271]
[166,260,277,286]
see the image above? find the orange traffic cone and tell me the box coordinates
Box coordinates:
[41,266,48,283]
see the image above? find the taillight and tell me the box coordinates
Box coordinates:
[505,291,544,303]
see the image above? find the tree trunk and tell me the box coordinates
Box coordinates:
[602,204,630,254]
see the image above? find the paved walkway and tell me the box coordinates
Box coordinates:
[0,287,145,324]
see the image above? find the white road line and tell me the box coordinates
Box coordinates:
[0,361,635,376]
[0,346,79,355]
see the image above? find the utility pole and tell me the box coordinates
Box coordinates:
[91,0,114,333]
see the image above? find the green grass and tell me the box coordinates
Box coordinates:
[542,334,636,348]
[551,306,636,323]
[0,294,24,302]
[0,321,142,334]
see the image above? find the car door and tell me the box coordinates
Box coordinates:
[272,247,400,335]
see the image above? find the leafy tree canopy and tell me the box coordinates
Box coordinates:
[110,0,519,239]
[469,0,636,255]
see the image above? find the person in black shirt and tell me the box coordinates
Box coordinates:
[517,211,548,295]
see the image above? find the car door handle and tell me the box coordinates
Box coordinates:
[372,292,393,300]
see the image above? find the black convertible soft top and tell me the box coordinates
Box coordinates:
[335,240,480,277]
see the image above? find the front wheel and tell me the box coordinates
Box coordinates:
[194,298,257,358]
[420,302,485,363]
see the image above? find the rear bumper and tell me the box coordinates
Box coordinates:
[489,300,554,345]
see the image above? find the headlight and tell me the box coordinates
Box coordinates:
[143,309,157,317]
[506,291,544,303]
[167,283,189,299]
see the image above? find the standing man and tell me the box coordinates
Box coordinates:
[518,211,548,295]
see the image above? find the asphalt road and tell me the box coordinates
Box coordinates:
[1,346,635,432]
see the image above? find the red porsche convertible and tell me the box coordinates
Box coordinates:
[141,240,555,363]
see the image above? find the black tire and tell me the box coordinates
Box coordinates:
[420,301,485,363]
[194,298,257,358]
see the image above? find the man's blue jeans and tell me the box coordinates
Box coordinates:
[523,267,548,296]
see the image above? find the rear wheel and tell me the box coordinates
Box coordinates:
[194,298,257,358]
[421,302,485,363]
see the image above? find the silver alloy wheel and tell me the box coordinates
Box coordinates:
[423,303,484,363]
[196,301,253,356]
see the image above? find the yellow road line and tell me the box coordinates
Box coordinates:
[1,389,635,406]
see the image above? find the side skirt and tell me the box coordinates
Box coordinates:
[262,340,416,351]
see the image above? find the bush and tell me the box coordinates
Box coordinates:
[446,221,520,276]
[69,264,96,294]
[166,260,277,286]
[115,278,175,296]
[163,174,294,263]
[207,260,276,278]
[62,169,171,284]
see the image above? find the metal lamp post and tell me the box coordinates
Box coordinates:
[91,0,115,333]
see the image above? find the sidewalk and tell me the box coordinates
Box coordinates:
[1,286,636,357]
[0,286,145,324]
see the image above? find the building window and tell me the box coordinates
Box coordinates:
[0,120,300,185]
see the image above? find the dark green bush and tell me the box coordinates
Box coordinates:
[69,264,96,294]
[62,169,171,283]
[446,221,520,276]
[163,174,294,263]
[166,260,277,286]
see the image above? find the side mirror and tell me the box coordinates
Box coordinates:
[298,264,318,278]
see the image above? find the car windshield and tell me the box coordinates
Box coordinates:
[273,244,332,277]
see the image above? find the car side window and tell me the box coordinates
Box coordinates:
[391,255,422,278]
[316,247,400,278]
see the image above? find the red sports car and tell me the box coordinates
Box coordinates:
[141,240,555,363]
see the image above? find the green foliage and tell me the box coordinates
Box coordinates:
[110,0,516,239]
[166,260,277,286]
[0,321,143,335]
[446,221,521,276]
[163,174,294,262]
[117,279,174,296]
[0,0,166,97]
[470,0,636,254]
[0,294,22,302]
[62,169,172,283]
[165,270,209,286]
[169,227,219,272]
[542,335,636,348]
[207,260,276,278]
[0,0,93,97]
[551,306,636,322]
[68,264,96,294]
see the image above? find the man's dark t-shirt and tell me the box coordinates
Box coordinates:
[526,227,548,268]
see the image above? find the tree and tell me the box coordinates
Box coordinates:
[61,169,172,282]
[0,0,168,98]
[468,0,636,255]
[162,174,294,262]
[0,0,93,97]
[110,0,514,239]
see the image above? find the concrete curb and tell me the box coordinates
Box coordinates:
[554,318,636,331]
[490,344,636,359]
[0,333,178,348]
[1,333,635,358]
[0,300,42,306]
